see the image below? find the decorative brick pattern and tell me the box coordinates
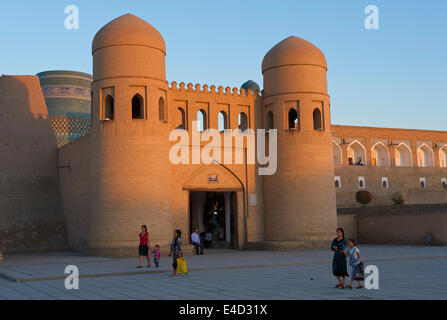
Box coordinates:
[50,117,91,147]
[42,87,91,98]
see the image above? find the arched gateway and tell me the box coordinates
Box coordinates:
[182,163,246,250]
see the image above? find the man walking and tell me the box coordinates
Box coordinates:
[191,227,204,255]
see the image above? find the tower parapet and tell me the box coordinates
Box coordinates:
[169,81,259,96]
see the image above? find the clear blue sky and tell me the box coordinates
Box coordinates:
[0,0,446,130]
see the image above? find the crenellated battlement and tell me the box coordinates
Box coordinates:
[169,81,260,97]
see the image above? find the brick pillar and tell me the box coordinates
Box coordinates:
[389,144,396,167]
[411,140,418,167]
[434,143,441,168]
[342,139,349,166]
[0,251,3,263]
[365,138,372,166]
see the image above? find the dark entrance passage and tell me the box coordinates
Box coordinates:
[189,191,237,249]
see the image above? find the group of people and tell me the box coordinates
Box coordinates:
[354,157,366,166]
[137,225,161,269]
[139,225,364,286]
[138,226,205,277]
[331,228,364,289]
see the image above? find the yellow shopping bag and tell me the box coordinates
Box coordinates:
[176,257,188,274]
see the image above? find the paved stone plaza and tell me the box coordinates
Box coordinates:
[0,245,446,300]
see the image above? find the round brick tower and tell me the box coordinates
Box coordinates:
[87,14,173,256]
[262,36,337,248]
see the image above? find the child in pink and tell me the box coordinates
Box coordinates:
[152,245,162,268]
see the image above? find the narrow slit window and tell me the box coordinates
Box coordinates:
[288,108,298,130]
[239,112,248,132]
[132,94,144,119]
[420,177,426,189]
[159,97,166,121]
[266,111,273,130]
[177,108,186,129]
[218,111,228,132]
[104,95,114,120]
[358,176,365,189]
[313,108,322,130]
[197,109,207,132]
[334,176,341,188]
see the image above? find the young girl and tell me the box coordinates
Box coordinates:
[346,239,363,289]
[152,245,162,268]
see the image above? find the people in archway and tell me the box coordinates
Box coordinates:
[169,229,183,277]
[137,225,151,268]
[355,157,365,166]
[205,228,213,248]
[331,228,349,288]
[191,227,204,255]
[218,215,225,241]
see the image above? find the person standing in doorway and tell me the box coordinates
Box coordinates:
[137,225,151,268]
[169,229,183,277]
[191,227,204,255]
[331,228,349,288]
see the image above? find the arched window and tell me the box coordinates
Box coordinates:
[332,141,342,165]
[104,95,114,120]
[371,142,390,166]
[177,107,186,129]
[159,97,166,121]
[358,177,365,189]
[395,143,412,167]
[266,111,273,130]
[347,141,366,166]
[238,112,248,132]
[440,147,447,168]
[420,178,426,189]
[313,108,322,130]
[197,109,207,132]
[132,94,144,119]
[334,176,341,188]
[288,108,298,130]
[218,111,228,132]
[417,144,434,168]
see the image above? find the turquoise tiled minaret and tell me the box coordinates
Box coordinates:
[37,70,93,146]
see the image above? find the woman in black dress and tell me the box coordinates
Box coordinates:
[168,229,183,277]
[331,228,349,288]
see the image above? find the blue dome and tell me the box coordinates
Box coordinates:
[37,70,92,118]
[241,80,260,92]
